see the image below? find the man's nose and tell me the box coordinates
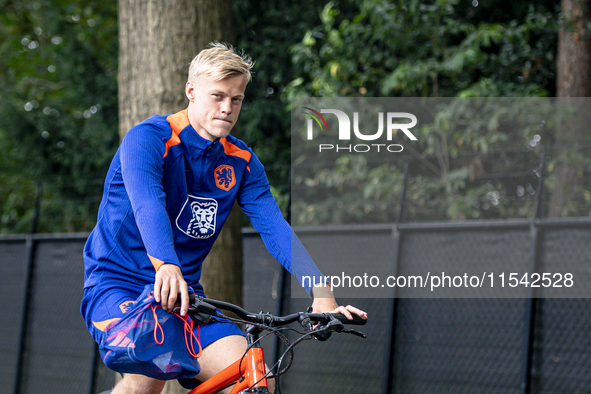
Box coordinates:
[220,98,233,114]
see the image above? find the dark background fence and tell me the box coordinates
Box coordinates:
[2,217,591,394]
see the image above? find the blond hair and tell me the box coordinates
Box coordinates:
[188,42,254,82]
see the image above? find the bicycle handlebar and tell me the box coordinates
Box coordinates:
[186,292,367,389]
[187,293,367,327]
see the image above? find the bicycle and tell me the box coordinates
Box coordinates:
[97,294,366,394]
[179,294,367,394]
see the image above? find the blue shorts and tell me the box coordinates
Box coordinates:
[80,281,244,363]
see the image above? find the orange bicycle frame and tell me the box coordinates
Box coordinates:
[188,347,268,394]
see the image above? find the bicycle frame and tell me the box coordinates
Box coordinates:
[188,325,269,394]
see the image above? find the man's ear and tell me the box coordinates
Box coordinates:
[185,80,195,102]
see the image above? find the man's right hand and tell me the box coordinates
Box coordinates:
[154,263,189,316]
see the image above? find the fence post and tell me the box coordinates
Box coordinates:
[396,158,411,224]
[534,145,548,220]
[384,157,411,394]
[12,182,43,394]
[272,169,293,366]
[520,146,547,394]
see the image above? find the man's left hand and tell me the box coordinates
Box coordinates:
[311,283,368,320]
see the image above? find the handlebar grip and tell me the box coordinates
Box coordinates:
[330,313,367,325]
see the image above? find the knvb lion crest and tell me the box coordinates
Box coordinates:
[176,196,218,239]
[214,164,236,191]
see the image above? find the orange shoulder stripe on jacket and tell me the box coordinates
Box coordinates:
[164,109,189,158]
[220,138,252,162]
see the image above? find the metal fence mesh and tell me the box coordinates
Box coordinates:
[19,239,93,394]
[0,240,28,391]
[398,228,531,298]
[392,298,526,394]
[530,226,591,394]
[2,221,591,394]
[531,298,591,394]
[278,297,390,394]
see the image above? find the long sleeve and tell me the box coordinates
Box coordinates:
[119,125,181,271]
[237,154,324,295]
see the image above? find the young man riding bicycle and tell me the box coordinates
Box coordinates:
[81,42,366,394]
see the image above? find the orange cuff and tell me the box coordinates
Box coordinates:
[148,255,166,272]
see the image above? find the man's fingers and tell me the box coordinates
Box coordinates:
[333,305,353,320]
[166,279,179,312]
[345,305,368,319]
[331,305,368,320]
[153,264,189,313]
[179,282,190,317]
[154,276,162,303]
[160,279,171,311]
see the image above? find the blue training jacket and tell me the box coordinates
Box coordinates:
[83,109,323,296]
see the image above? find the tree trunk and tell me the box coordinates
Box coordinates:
[118,1,239,393]
[557,0,591,98]
[118,0,233,139]
[549,0,591,217]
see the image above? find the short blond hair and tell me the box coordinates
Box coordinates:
[188,42,254,82]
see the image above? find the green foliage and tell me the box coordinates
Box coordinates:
[232,0,330,196]
[287,0,558,98]
[0,0,119,233]
[0,0,583,233]
[286,0,572,225]
[293,154,406,225]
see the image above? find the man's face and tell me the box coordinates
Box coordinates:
[185,73,248,142]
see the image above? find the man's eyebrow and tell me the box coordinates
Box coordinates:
[209,90,244,98]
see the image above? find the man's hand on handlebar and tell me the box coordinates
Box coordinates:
[154,263,190,316]
[310,282,368,321]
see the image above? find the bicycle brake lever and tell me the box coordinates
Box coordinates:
[341,328,367,339]
[327,318,344,329]
[313,318,344,341]
[322,316,367,338]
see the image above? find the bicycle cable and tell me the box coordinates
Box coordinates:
[247,324,341,394]
[208,315,296,374]
[206,315,296,384]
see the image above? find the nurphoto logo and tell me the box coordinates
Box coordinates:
[303,107,418,153]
